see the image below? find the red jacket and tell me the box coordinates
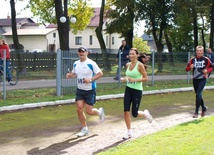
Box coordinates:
[0,44,10,59]
[186,56,213,79]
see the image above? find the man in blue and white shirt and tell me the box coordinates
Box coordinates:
[66,46,105,137]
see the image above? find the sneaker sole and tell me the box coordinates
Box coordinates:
[123,137,131,140]
[77,133,88,137]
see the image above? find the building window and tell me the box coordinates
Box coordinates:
[75,37,82,45]
[89,35,93,45]
[106,36,108,46]
[112,37,114,45]
[53,33,56,38]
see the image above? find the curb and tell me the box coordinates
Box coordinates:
[1,86,214,112]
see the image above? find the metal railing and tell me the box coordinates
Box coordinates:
[56,49,79,96]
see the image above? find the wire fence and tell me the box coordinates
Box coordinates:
[2,49,214,100]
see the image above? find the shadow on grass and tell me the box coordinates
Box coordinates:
[179,118,204,127]
[93,139,126,154]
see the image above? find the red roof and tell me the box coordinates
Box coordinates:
[0,18,35,26]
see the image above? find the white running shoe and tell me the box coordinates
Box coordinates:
[144,109,153,123]
[77,128,89,137]
[123,130,133,140]
[99,107,105,121]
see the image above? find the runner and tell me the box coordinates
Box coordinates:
[186,45,213,118]
[66,46,105,137]
[121,48,153,139]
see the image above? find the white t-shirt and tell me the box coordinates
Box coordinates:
[72,58,101,90]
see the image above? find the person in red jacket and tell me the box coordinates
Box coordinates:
[186,45,213,118]
[0,39,12,83]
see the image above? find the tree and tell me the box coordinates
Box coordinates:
[132,36,150,53]
[210,2,214,49]
[28,0,93,50]
[10,0,25,73]
[95,0,111,70]
[105,0,135,47]
[169,0,194,53]
[136,0,174,72]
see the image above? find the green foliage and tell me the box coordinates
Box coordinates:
[105,0,135,39]
[132,36,150,53]
[69,0,94,34]
[27,0,93,33]
[27,0,56,23]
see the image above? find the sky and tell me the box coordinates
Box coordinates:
[0,0,144,37]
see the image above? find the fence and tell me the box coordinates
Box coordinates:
[2,50,213,99]
[54,50,195,96]
[9,51,192,71]
[10,52,56,71]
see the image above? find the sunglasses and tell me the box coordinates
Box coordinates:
[78,50,86,53]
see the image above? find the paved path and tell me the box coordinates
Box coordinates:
[1,74,205,91]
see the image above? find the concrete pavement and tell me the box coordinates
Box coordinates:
[0,74,199,91]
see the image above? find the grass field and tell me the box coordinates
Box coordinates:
[0,90,214,154]
[98,115,214,155]
[1,78,214,107]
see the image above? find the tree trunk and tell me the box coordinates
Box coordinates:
[200,15,206,51]
[192,8,198,50]
[54,0,69,50]
[164,31,174,66]
[10,0,25,73]
[125,2,134,48]
[156,43,164,72]
[151,15,164,72]
[95,0,111,70]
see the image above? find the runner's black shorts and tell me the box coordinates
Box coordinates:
[75,88,96,106]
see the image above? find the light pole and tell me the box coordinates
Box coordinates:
[58,0,76,50]
[59,15,76,24]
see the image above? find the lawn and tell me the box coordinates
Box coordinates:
[0,90,214,154]
[98,115,214,155]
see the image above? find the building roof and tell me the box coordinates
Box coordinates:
[22,23,40,27]
[88,8,100,27]
[88,7,108,27]
[141,33,153,41]
[2,28,57,36]
[46,24,57,28]
[0,17,35,26]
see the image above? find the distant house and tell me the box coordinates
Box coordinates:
[0,17,57,52]
[0,17,36,34]
[1,8,123,53]
[141,33,169,53]
[141,33,157,52]
[3,28,58,53]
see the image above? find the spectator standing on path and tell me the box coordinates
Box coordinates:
[113,40,130,80]
[66,46,105,137]
[206,48,214,77]
[0,39,12,83]
[186,45,213,118]
[120,48,153,140]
